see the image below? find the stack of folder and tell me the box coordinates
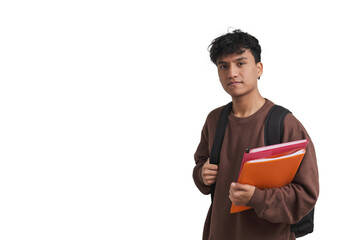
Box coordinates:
[230,139,309,214]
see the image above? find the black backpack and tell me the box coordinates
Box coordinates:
[209,102,314,238]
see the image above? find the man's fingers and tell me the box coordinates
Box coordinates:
[230,182,251,191]
[203,169,218,176]
[203,175,216,185]
[204,175,217,181]
[206,164,219,171]
[207,180,215,185]
[201,159,219,186]
[205,159,219,170]
[229,183,256,206]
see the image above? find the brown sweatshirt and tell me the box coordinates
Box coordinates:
[193,99,319,240]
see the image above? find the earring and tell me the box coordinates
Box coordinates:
[257,76,261,80]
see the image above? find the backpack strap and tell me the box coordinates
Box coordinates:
[264,105,291,145]
[209,102,232,202]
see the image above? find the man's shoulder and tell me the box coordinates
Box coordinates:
[283,112,306,130]
[281,108,313,142]
[206,103,229,122]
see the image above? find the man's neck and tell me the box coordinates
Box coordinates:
[231,94,266,118]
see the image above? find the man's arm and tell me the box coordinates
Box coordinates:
[193,107,224,194]
[193,111,220,195]
[193,123,212,194]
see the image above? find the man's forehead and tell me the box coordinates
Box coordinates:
[217,49,252,63]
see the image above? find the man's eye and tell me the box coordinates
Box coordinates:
[238,62,245,66]
[219,65,227,69]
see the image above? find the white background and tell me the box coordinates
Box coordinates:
[1,0,359,239]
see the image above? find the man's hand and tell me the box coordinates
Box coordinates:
[229,182,255,206]
[201,158,218,186]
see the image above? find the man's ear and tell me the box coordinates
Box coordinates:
[257,62,263,80]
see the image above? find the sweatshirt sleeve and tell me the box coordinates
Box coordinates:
[193,121,212,195]
[246,113,319,224]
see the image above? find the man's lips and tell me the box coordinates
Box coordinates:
[227,81,243,86]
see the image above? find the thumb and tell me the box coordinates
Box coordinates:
[231,182,247,190]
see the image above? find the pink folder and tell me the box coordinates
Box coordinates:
[238,139,309,174]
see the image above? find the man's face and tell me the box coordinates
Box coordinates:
[216,49,263,98]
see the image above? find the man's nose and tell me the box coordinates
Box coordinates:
[227,65,238,79]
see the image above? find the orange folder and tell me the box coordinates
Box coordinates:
[230,139,308,214]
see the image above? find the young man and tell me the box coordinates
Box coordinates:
[193,30,319,240]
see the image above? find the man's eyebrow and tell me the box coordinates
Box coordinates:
[234,57,248,61]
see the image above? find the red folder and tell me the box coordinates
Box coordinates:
[230,139,308,214]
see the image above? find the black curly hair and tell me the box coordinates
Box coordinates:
[209,29,262,65]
